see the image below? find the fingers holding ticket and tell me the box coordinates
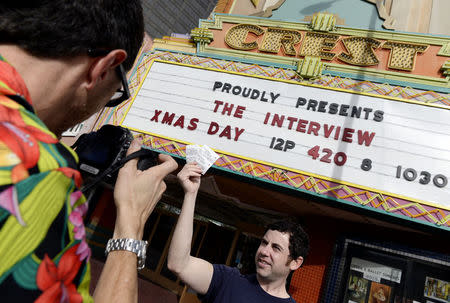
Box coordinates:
[185,144,219,174]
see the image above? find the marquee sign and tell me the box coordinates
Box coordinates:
[223,24,430,71]
[121,60,450,211]
[194,14,450,92]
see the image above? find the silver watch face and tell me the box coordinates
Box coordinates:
[106,238,148,270]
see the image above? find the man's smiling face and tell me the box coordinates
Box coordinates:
[254,229,294,282]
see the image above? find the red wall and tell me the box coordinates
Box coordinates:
[289,219,337,302]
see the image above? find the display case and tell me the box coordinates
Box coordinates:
[323,238,449,303]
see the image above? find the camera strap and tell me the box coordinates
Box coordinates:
[80,148,155,193]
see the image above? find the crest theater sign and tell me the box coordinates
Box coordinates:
[225,24,429,71]
[194,14,450,90]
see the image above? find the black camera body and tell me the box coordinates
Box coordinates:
[73,125,133,184]
[73,125,158,187]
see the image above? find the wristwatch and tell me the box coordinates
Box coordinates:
[105,238,148,270]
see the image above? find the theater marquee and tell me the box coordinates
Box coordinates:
[194,14,450,93]
[121,60,450,210]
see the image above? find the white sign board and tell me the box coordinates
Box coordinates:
[121,61,450,209]
[350,257,402,283]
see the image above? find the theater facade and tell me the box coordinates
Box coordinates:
[70,1,450,302]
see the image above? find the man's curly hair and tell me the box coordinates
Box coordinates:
[0,0,144,70]
[266,219,309,261]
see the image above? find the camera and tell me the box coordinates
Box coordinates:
[72,125,158,191]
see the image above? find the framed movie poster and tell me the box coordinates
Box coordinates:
[368,282,392,303]
[343,257,402,303]
[423,277,450,303]
[347,274,369,303]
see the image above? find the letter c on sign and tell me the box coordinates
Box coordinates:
[225,24,264,50]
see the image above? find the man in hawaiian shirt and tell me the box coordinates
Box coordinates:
[0,1,178,302]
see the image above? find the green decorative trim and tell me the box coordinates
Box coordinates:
[324,62,450,89]
[153,47,197,56]
[310,13,336,32]
[199,44,449,90]
[324,70,450,94]
[151,48,450,92]
[195,14,450,91]
[190,27,214,44]
[296,56,324,78]
[441,60,450,77]
[201,44,299,66]
[200,13,311,32]
[197,50,295,69]
[438,42,450,57]
[199,13,450,46]
[208,162,450,232]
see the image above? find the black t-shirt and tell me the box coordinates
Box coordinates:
[200,264,296,303]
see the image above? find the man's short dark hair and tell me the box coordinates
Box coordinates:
[0,0,144,70]
[266,219,309,261]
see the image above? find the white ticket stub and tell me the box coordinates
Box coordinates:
[186,144,220,174]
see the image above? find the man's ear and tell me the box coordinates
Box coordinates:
[289,256,304,271]
[86,49,127,90]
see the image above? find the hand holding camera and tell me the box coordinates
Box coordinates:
[73,125,178,239]
[113,139,178,240]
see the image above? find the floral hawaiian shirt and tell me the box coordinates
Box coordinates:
[0,54,93,302]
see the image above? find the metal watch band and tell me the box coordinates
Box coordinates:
[105,238,148,270]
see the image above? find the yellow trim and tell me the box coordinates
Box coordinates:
[199,44,449,89]
[200,14,450,46]
[119,59,450,211]
[127,124,450,211]
[196,14,450,89]
[438,43,450,57]
[310,12,336,32]
[250,0,259,8]
[229,0,238,14]
[118,64,153,125]
[137,59,449,110]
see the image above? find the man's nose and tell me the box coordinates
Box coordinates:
[259,245,270,256]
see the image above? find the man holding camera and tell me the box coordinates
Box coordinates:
[168,163,309,303]
[0,1,178,302]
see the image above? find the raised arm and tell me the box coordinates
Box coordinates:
[93,139,178,303]
[167,163,214,295]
